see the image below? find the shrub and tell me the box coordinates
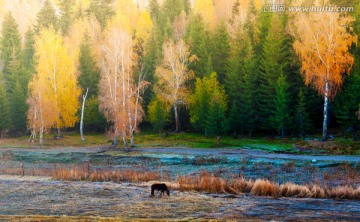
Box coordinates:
[251,179,278,197]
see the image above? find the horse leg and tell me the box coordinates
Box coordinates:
[151,188,155,196]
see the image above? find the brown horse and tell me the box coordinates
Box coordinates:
[151,183,170,196]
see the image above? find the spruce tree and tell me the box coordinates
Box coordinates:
[149,0,160,22]
[241,43,257,136]
[78,36,100,98]
[211,21,230,84]
[10,80,27,131]
[280,12,303,133]
[161,0,185,22]
[0,14,23,131]
[11,29,37,132]
[35,0,59,33]
[296,89,311,139]
[163,17,174,41]
[230,0,240,25]
[186,14,212,78]
[87,0,115,30]
[189,77,208,134]
[228,100,241,136]
[257,14,287,130]
[182,0,191,15]
[333,3,360,141]
[83,97,107,132]
[21,29,36,93]
[58,0,75,35]
[226,30,246,101]
[148,97,166,134]
[0,73,11,133]
[253,6,271,55]
[0,12,21,76]
[226,29,258,136]
[243,0,257,46]
[7,51,29,131]
[190,73,228,136]
[78,36,105,132]
[269,74,291,138]
[333,68,360,140]
[141,30,159,112]
[205,98,228,137]
[205,85,229,145]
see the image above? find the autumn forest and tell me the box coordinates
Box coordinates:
[0,0,359,147]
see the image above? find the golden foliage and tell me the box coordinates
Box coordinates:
[114,0,140,29]
[293,10,357,99]
[155,39,195,108]
[135,10,153,43]
[99,19,149,146]
[65,16,102,75]
[73,0,90,13]
[194,0,215,30]
[27,28,81,140]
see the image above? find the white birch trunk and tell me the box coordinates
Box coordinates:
[80,88,89,142]
[39,96,44,146]
[174,102,180,132]
[40,122,44,146]
[29,106,37,143]
[322,79,329,141]
[130,69,146,148]
[113,118,118,147]
[39,130,43,146]
[122,134,127,150]
[128,107,133,150]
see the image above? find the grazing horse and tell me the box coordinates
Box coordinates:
[151,183,170,196]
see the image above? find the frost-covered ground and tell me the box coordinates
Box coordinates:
[2,146,359,186]
[0,147,359,220]
[0,175,359,221]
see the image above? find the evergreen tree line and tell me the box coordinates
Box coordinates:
[0,0,358,140]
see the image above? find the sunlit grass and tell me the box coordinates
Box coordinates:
[135,132,294,152]
[0,133,109,148]
[0,131,293,152]
[178,171,360,200]
[0,131,358,155]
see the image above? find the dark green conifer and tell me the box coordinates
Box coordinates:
[296,89,311,139]
[211,21,230,84]
[35,0,59,32]
[0,12,21,76]
[269,74,291,138]
[58,0,75,35]
[87,0,115,30]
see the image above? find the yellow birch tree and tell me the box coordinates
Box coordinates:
[293,10,357,140]
[155,39,196,132]
[27,28,81,143]
[135,10,153,44]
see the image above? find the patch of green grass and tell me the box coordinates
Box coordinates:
[135,132,294,152]
[1,131,357,155]
[0,133,110,149]
[0,132,293,152]
[0,131,294,153]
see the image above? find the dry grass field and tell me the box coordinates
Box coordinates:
[0,146,359,220]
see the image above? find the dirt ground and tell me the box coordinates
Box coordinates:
[0,146,359,221]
